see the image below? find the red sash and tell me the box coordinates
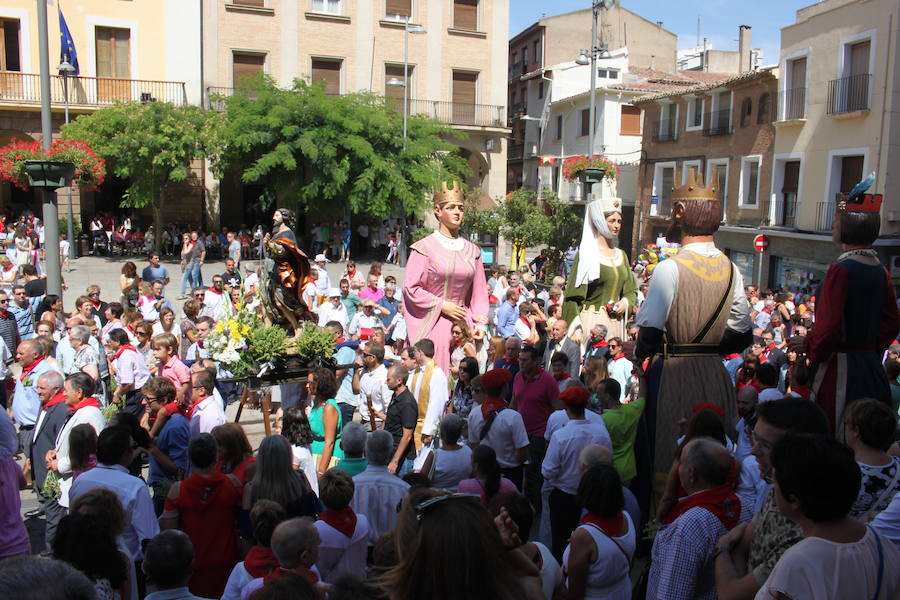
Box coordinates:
[113,344,137,361]
[481,396,507,420]
[243,546,279,579]
[319,507,357,538]
[69,398,100,413]
[264,566,318,585]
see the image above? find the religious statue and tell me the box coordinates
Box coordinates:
[806,185,899,438]
[403,181,489,372]
[562,183,637,345]
[260,207,314,334]
[634,168,752,501]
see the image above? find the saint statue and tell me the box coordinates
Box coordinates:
[261,208,313,334]
[403,181,489,372]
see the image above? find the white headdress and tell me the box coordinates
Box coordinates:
[573,195,622,288]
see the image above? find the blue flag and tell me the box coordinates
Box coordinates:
[58,7,79,75]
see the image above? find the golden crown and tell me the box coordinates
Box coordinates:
[671,168,719,203]
[433,181,465,206]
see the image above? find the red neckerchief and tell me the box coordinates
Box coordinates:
[113,344,137,361]
[593,340,609,349]
[0,310,12,320]
[724,353,741,360]
[197,341,205,349]
[502,358,518,368]
[90,300,101,310]
[664,461,741,530]
[319,507,358,537]
[243,546,280,579]
[44,392,66,409]
[68,397,100,413]
[520,367,544,383]
[580,511,626,537]
[612,354,627,361]
[519,316,530,327]
[481,396,507,420]
[335,337,346,344]
[553,372,571,382]
[550,298,559,304]
[189,396,208,417]
[19,358,43,383]
[207,288,222,295]
[264,566,318,585]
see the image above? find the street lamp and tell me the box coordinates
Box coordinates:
[385,18,426,267]
[57,59,76,260]
[576,0,614,167]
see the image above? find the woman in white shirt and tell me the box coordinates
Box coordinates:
[755,435,900,600]
[421,414,472,490]
[282,406,318,495]
[151,307,182,350]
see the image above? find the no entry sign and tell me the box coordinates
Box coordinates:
[753,234,769,253]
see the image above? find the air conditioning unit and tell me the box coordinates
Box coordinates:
[525,143,538,158]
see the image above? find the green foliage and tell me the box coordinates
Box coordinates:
[496,189,553,251]
[293,322,337,362]
[539,190,583,280]
[461,189,502,241]
[213,75,469,219]
[58,217,82,238]
[230,325,290,377]
[41,470,61,500]
[410,226,432,244]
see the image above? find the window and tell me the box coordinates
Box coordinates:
[757,93,770,124]
[552,165,559,193]
[620,105,641,135]
[707,158,729,220]
[311,0,341,15]
[96,27,130,101]
[233,52,265,88]
[233,0,265,6]
[740,156,761,207]
[452,70,477,123]
[740,98,752,127]
[533,40,541,66]
[538,81,543,99]
[839,155,864,193]
[555,115,562,140]
[453,0,478,31]
[522,45,528,65]
[686,97,703,130]
[385,0,411,19]
[597,68,619,79]
[0,19,21,72]
[779,160,800,227]
[311,58,342,95]
[580,109,590,136]
[385,64,413,107]
[785,57,807,119]
[681,160,701,184]
[652,163,676,216]
[657,102,678,141]
[520,86,526,111]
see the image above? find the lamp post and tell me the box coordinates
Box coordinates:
[58,59,76,260]
[574,0,613,167]
[386,18,426,267]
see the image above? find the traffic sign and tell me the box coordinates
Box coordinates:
[753,234,769,253]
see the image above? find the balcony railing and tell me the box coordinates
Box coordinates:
[816,200,836,232]
[771,194,798,228]
[651,121,678,142]
[827,73,871,114]
[508,143,524,160]
[779,87,806,120]
[508,60,525,82]
[703,109,732,136]
[0,71,187,106]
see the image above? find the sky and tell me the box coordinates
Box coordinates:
[509,0,813,69]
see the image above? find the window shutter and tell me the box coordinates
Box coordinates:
[782,161,800,193]
[312,59,342,95]
[839,156,864,193]
[580,109,590,136]
[386,0,411,17]
[0,20,20,72]
[620,105,641,135]
[453,0,478,31]
[233,0,265,6]
[95,28,113,78]
[233,53,265,88]
[452,71,477,104]
[385,64,412,101]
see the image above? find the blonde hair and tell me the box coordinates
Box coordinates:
[138,281,154,297]
[152,333,179,354]
[584,356,610,391]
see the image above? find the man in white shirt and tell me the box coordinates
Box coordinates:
[407,339,449,449]
[188,370,225,437]
[185,317,214,362]
[352,342,391,431]
[201,276,227,321]
[317,288,348,330]
[542,385,614,560]
[607,337,632,403]
[314,254,331,296]
[69,424,159,563]
[348,300,382,341]
[243,261,260,297]
[542,319,581,378]
[351,430,410,538]
[513,302,535,342]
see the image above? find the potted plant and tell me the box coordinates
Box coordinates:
[562,154,619,184]
[0,138,106,190]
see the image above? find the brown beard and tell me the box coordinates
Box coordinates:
[665,219,683,244]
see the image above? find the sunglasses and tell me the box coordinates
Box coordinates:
[136,332,149,337]
[89,293,100,297]
[0,299,8,304]
[414,494,481,520]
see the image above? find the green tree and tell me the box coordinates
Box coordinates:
[213,75,469,219]
[539,190,582,281]
[496,189,553,269]
[461,188,501,242]
[61,102,220,250]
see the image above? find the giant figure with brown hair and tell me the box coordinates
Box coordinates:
[634,169,752,506]
[806,184,899,438]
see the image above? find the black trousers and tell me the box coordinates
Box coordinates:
[524,435,547,514]
[500,465,524,492]
[34,486,67,550]
[549,488,580,562]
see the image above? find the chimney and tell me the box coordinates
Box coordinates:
[738,25,752,73]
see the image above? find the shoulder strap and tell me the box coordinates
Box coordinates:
[861,461,900,522]
[582,522,633,567]
[691,260,735,344]
[868,525,884,600]
[479,407,505,441]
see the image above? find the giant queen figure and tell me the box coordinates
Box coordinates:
[403,182,489,372]
[635,169,752,500]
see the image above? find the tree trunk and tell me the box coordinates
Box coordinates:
[152,187,165,254]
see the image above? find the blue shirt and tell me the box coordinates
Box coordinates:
[142,265,170,285]
[148,414,190,485]
[334,345,359,408]
[377,296,400,337]
[495,301,518,338]
[12,359,55,426]
[8,302,33,339]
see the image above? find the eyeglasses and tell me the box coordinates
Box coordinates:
[143,396,158,402]
[191,385,205,390]
[136,332,149,337]
[88,293,100,297]
[193,293,204,298]
[0,299,8,304]
[609,344,619,349]
[413,494,481,520]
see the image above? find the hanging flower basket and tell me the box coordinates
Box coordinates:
[0,138,106,191]
[562,154,620,183]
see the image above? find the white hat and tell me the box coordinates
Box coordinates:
[327,287,341,297]
[314,253,329,263]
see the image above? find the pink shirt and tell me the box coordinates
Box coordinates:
[512,368,559,437]
[359,287,385,303]
[457,477,518,505]
[161,355,191,405]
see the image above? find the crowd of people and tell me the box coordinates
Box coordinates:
[0,199,899,600]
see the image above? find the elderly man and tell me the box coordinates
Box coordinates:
[348,299,382,341]
[314,254,332,298]
[578,443,641,528]
[318,289,348,330]
[495,336,522,379]
[242,517,323,597]
[495,287,520,338]
[28,370,68,543]
[335,422,368,477]
[350,430,410,538]
[582,324,609,363]
[12,338,56,453]
[358,273,384,303]
[376,280,400,341]
[542,318,579,377]
[189,370,225,437]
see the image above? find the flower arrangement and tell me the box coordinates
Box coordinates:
[0,138,106,190]
[634,242,680,281]
[562,154,619,182]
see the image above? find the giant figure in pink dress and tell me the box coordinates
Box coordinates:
[403,181,490,372]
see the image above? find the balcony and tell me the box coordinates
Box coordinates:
[703,109,732,136]
[651,121,678,142]
[815,200,836,233]
[770,195,798,228]
[779,86,806,120]
[827,73,871,115]
[508,60,525,83]
[0,71,187,107]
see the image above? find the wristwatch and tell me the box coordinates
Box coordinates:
[712,545,731,559]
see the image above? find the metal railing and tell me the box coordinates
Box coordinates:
[408,99,506,127]
[0,71,187,106]
[816,200,836,232]
[779,87,806,120]
[771,194,798,227]
[827,73,871,114]
[508,60,525,82]
[651,120,678,142]
[703,109,732,136]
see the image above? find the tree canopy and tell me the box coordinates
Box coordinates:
[61,101,220,247]
[212,75,469,218]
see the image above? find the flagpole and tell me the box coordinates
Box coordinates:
[37,0,62,296]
